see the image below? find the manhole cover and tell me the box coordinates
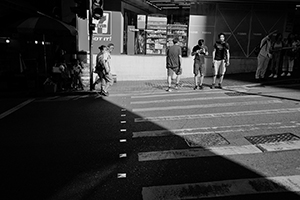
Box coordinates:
[224,92,249,96]
[245,133,300,144]
[184,133,229,147]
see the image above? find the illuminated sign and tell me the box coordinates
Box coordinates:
[91,11,112,36]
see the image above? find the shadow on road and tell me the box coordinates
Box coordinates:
[1,95,300,200]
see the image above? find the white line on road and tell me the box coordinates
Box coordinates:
[132,122,287,138]
[138,140,300,162]
[132,100,282,112]
[131,95,260,104]
[138,145,262,161]
[142,175,300,200]
[0,99,35,120]
[131,90,226,99]
[134,107,300,122]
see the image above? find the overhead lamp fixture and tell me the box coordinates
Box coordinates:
[5,38,10,43]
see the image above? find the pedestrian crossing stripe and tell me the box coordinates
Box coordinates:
[132,100,282,112]
[134,107,300,122]
[142,175,300,200]
[138,140,300,162]
[131,95,260,105]
[131,90,226,99]
[132,122,299,138]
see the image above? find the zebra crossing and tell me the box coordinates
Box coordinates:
[125,88,300,199]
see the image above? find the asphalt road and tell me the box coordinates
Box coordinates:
[1,81,300,200]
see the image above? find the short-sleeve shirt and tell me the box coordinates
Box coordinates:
[214,41,230,60]
[166,45,182,68]
[95,53,104,71]
[97,51,111,72]
[192,45,208,63]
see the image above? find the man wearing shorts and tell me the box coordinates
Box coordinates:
[191,39,208,90]
[166,37,182,92]
[211,33,230,89]
[93,43,114,96]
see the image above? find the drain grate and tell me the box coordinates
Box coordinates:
[184,133,230,147]
[245,133,300,145]
[224,92,249,96]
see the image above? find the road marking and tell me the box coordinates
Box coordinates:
[257,140,300,152]
[36,95,91,102]
[134,107,300,122]
[131,95,260,105]
[138,140,300,162]
[131,90,225,99]
[119,153,127,158]
[142,175,300,200]
[132,100,282,112]
[138,145,262,161]
[0,99,35,120]
[73,95,90,100]
[132,122,287,138]
[117,173,126,178]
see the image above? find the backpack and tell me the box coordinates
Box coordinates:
[94,54,105,73]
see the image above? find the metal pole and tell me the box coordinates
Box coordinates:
[89,0,93,91]
[43,34,47,76]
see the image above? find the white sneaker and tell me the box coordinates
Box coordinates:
[273,74,278,78]
[269,74,274,78]
[280,72,285,76]
[166,87,172,92]
[287,72,291,76]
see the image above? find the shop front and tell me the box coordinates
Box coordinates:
[76,1,296,82]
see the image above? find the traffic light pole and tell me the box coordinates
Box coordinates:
[88,0,93,91]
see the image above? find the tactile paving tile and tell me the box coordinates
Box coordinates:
[245,133,300,145]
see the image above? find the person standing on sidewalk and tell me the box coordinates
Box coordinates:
[191,39,208,90]
[255,30,276,80]
[166,37,182,92]
[281,33,298,77]
[211,33,230,89]
[269,32,284,79]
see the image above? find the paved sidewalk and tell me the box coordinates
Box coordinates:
[1,72,299,97]
[107,72,300,95]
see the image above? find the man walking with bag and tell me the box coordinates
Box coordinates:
[93,43,114,96]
